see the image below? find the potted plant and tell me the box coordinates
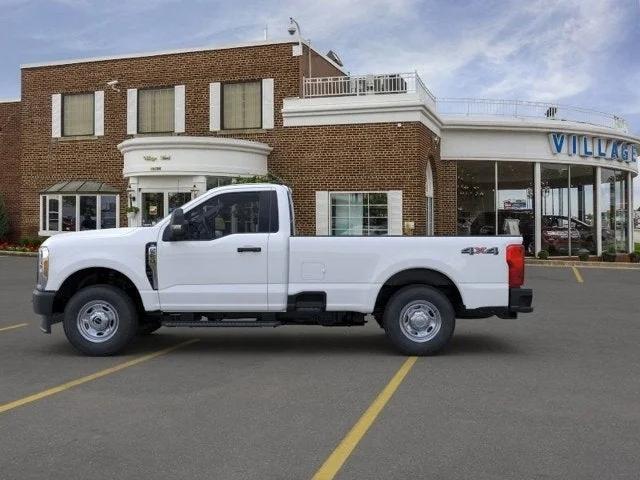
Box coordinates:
[602,245,617,262]
[576,248,590,262]
[537,250,549,260]
[125,206,139,222]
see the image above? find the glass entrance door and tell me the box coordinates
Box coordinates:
[141,191,192,227]
[168,192,192,214]
[142,192,165,226]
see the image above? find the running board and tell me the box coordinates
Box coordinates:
[162,320,282,328]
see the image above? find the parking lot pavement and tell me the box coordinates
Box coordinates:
[1,256,639,479]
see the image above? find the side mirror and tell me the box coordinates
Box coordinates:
[164,208,187,241]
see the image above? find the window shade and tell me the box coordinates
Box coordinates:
[63,93,94,136]
[138,88,175,133]
[223,81,261,129]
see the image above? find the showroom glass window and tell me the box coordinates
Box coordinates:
[457,161,496,236]
[330,193,388,236]
[569,165,597,254]
[62,93,94,136]
[222,81,261,130]
[541,164,569,255]
[138,87,175,133]
[40,194,119,234]
[497,162,535,254]
[541,164,597,256]
[601,168,629,253]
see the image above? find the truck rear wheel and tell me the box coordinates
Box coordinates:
[383,285,455,356]
[63,285,138,356]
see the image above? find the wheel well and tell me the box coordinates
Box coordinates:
[373,269,463,324]
[53,268,144,315]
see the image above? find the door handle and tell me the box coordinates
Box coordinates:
[237,247,262,253]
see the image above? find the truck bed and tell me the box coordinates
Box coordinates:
[288,236,520,313]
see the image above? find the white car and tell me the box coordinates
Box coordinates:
[33,184,533,356]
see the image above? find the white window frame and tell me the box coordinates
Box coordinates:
[52,91,104,138]
[328,191,390,236]
[135,86,181,135]
[62,92,96,137]
[210,79,274,131]
[221,80,263,130]
[39,194,120,236]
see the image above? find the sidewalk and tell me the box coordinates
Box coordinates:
[527,258,640,269]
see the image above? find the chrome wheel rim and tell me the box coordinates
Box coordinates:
[77,300,119,343]
[399,300,442,342]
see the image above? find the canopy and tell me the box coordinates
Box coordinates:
[40,180,120,194]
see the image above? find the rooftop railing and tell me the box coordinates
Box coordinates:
[436,98,629,132]
[302,72,436,105]
[301,73,629,133]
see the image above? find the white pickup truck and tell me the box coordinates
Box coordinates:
[33,183,532,356]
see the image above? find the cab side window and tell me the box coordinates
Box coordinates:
[184,191,277,240]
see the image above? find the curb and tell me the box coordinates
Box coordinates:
[0,251,38,258]
[527,259,640,270]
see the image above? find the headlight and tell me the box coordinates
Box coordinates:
[37,247,49,290]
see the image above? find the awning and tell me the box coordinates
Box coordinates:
[40,180,120,194]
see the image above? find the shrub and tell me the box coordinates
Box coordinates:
[629,252,640,263]
[0,194,9,241]
[19,236,44,247]
[537,250,549,260]
[602,245,617,262]
[576,249,590,261]
[232,173,285,185]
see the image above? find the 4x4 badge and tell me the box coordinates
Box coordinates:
[461,247,500,255]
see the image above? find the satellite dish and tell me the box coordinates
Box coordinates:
[326,50,344,67]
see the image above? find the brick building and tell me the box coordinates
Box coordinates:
[1,38,639,256]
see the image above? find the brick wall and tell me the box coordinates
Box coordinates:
[19,43,304,236]
[0,101,21,240]
[417,124,457,235]
[18,42,447,238]
[266,122,438,236]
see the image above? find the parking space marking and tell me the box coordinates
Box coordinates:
[0,339,199,415]
[0,323,28,333]
[572,266,584,283]
[311,356,418,480]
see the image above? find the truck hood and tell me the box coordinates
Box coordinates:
[42,227,160,249]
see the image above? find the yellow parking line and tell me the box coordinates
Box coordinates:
[312,356,418,480]
[0,323,28,333]
[0,338,199,415]
[572,266,584,283]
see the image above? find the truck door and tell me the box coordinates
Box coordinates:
[156,189,278,312]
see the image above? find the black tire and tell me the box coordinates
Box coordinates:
[137,320,161,335]
[383,285,455,356]
[63,285,139,356]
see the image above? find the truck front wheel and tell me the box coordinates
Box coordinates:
[63,285,138,356]
[383,285,455,356]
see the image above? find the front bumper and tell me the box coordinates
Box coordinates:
[32,289,58,333]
